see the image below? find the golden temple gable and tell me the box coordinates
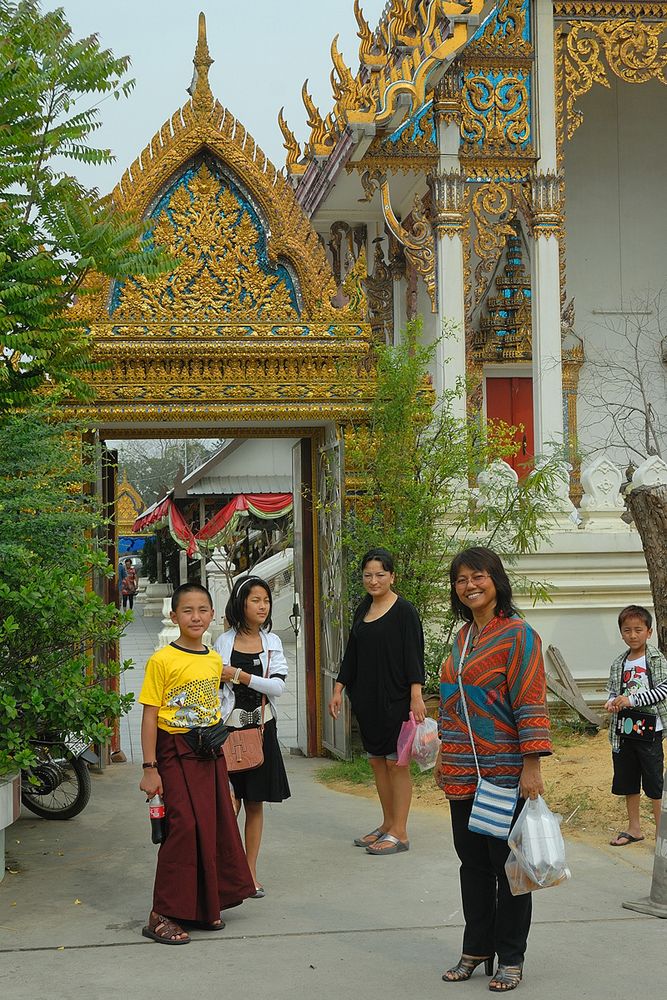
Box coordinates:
[73,13,375,431]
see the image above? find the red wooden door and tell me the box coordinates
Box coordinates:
[486,377,534,472]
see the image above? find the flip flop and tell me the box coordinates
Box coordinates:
[610,831,645,847]
[365,833,409,855]
[353,827,385,848]
[250,886,265,898]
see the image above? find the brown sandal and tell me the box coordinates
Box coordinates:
[142,912,191,945]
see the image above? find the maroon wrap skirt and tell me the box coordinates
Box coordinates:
[153,730,255,923]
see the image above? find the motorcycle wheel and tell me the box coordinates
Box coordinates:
[21,754,92,820]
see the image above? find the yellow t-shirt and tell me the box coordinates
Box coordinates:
[138,643,223,734]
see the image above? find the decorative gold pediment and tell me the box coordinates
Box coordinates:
[116,471,146,535]
[111,158,300,324]
[97,15,344,322]
[71,14,375,428]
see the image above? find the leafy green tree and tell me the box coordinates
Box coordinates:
[0,405,132,773]
[343,320,558,691]
[0,0,168,409]
[116,438,225,505]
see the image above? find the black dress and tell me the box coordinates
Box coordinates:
[227,649,291,803]
[337,595,425,756]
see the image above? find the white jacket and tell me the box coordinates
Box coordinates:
[214,628,288,723]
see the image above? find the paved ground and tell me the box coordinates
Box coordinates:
[2,608,663,998]
[1,748,663,1000]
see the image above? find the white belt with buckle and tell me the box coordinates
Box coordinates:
[227,704,274,728]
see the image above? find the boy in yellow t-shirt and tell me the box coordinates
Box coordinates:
[138,583,254,944]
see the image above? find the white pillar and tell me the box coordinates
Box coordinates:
[429,80,467,419]
[534,0,558,170]
[532,221,564,452]
[531,1,564,453]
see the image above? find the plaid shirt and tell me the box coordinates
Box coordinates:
[607,644,667,751]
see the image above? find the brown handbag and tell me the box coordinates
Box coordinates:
[223,725,264,772]
[222,651,268,773]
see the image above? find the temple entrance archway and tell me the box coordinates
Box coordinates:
[71,16,376,758]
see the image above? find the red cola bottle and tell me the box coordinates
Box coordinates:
[148,793,166,844]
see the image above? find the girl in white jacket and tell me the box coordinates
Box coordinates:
[215,576,291,897]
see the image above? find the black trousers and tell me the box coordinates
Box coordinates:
[450,798,531,966]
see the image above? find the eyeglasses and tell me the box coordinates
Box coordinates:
[454,572,490,589]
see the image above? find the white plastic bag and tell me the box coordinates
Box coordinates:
[410,717,439,771]
[505,795,571,895]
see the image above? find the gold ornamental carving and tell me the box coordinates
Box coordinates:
[283,1,490,175]
[465,0,532,58]
[471,182,517,299]
[428,168,468,236]
[558,18,667,140]
[112,161,298,323]
[461,71,531,151]
[277,109,306,177]
[69,14,377,429]
[529,171,564,240]
[102,16,340,321]
[433,66,463,126]
[363,172,436,310]
[364,238,394,344]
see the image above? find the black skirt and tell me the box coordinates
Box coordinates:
[228,717,291,803]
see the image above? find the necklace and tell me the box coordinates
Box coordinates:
[468,616,496,650]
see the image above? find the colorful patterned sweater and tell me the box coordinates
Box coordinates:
[437,615,552,800]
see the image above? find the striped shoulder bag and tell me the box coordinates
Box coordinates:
[456,627,518,840]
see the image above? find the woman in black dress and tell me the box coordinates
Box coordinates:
[329,548,426,854]
[215,576,291,897]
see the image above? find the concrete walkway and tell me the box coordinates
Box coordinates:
[0,750,662,1000]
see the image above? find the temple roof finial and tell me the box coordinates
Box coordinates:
[188,12,214,110]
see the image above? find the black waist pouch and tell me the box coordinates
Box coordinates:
[182,719,230,758]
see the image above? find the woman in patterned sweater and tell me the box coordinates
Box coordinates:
[437,547,551,993]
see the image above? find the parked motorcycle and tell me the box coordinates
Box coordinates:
[21,735,98,820]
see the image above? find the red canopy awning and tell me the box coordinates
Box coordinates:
[132,493,292,556]
[195,493,293,549]
[132,494,199,557]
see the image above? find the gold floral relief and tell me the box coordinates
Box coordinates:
[559,18,667,140]
[471,182,517,301]
[461,71,530,150]
[70,15,377,431]
[112,160,299,323]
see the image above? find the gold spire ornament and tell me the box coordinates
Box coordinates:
[187,11,214,111]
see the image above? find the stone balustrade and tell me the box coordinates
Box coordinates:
[473,453,667,531]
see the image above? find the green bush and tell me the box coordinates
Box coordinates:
[0,408,131,774]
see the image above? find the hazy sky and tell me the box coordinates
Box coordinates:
[47,1,387,194]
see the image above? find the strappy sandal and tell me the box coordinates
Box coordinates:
[365,833,409,855]
[142,912,190,945]
[489,963,523,992]
[353,827,385,847]
[442,955,494,982]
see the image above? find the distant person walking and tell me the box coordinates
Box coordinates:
[329,547,425,856]
[121,558,138,610]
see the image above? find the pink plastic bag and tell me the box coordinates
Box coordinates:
[396,711,417,766]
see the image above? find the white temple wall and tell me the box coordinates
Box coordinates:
[565,78,667,461]
[513,530,651,706]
